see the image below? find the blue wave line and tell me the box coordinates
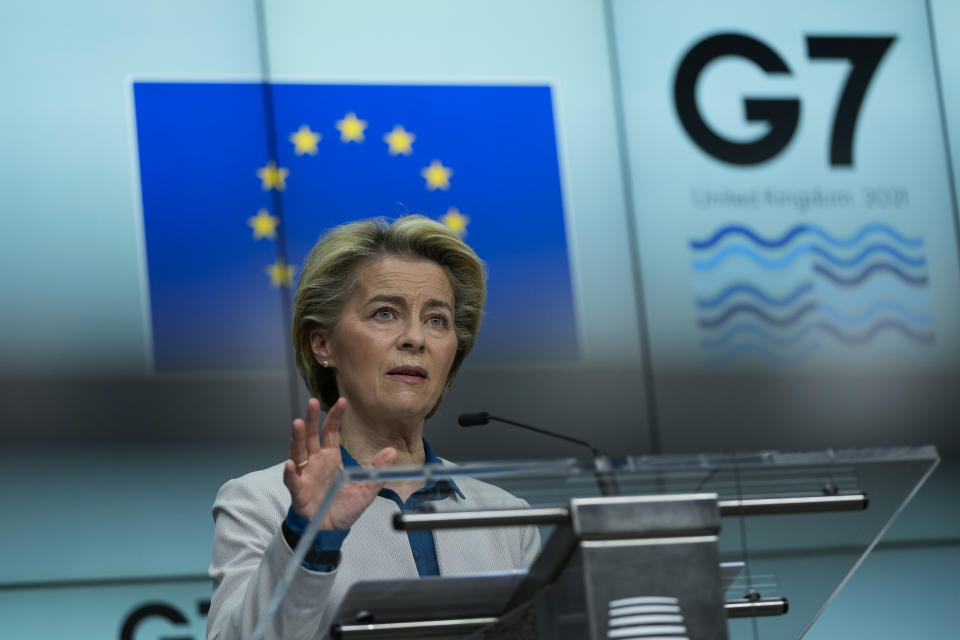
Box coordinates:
[815,300,933,326]
[696,282,814,309]
[814,262,929,287]
[692,243,926,271]
[704,341,820,366]
[816,319,936,345]
[699,302,817,329]
[690,223,923,251]
[699,300,932,330]
[812,281,933,308]
[701,320,936,349]
[701,323,815,348]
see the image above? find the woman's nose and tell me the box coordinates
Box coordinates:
[398,320,426,352]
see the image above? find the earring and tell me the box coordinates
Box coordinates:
[322,360,328,368]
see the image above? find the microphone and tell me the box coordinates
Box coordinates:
[458,411,620,496]
[457,412,493,427]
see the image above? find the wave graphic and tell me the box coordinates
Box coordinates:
[814,262,929,287]
[701,319,936,349]
[692,243,926,271]
[697,282,813,309]
[691,222,923,251]
[690,222,932,366]
[705,340,820,366]
[700,300,931,330]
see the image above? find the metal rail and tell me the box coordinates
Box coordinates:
[334,617,499,639]
[718,493,868,516]
[333,598,790,637]
[725,597,789,618]
[394,493,867,531]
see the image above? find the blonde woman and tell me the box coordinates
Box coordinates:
[207,216,538,640]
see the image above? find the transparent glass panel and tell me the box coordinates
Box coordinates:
[251,446,937,639]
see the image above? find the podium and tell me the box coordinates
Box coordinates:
[253,446,938,640]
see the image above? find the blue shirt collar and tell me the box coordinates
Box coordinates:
[340,440,464,499]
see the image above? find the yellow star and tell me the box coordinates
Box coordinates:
[383,125,415,156]
[256,161,289,191]
[289,125,321,155]
[266,259,296,288]
[421,160,453,190]
[335,112,367,142]
[441,207,470,237]
[247,208,280,240]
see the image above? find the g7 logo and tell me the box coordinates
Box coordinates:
[674,33,896,166]
[120,600,208,640]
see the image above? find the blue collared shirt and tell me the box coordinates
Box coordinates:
[284,440,463,575]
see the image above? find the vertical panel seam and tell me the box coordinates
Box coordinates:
[601,0,663,453]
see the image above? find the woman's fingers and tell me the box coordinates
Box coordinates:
[303,398,322,455]
[354,447,398,504]
[323,447,396,529]
[288,398,325,474]
[370,446,398,468]
[284,398,351,520]
[288,418,308,473]
[281,459,299,493]
[320,397,348,451]
[287,401,402,528]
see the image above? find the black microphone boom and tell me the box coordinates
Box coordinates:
[457,411,620,496]
[459,412,604,457]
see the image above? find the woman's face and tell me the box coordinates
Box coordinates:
[311,257,459,426]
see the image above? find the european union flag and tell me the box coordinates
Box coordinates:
[133,82,577,372]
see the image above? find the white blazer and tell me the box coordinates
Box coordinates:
[207,461,540,640]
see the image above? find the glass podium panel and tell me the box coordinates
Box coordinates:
[251,445,938,640]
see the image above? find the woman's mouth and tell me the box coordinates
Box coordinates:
[387,365,428,383]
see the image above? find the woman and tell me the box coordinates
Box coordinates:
[207,216,539,640]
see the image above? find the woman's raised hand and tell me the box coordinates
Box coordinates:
[282,397,397,530]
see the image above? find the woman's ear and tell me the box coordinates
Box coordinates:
[309,329,334,366]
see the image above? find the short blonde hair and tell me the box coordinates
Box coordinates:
[293,215,486,416]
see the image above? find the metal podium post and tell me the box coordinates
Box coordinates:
[533,493,729,640]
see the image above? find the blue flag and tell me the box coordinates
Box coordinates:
[133,82,577,372]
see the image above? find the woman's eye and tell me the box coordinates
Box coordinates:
[427,314,449,328]
[374,308,395,320]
